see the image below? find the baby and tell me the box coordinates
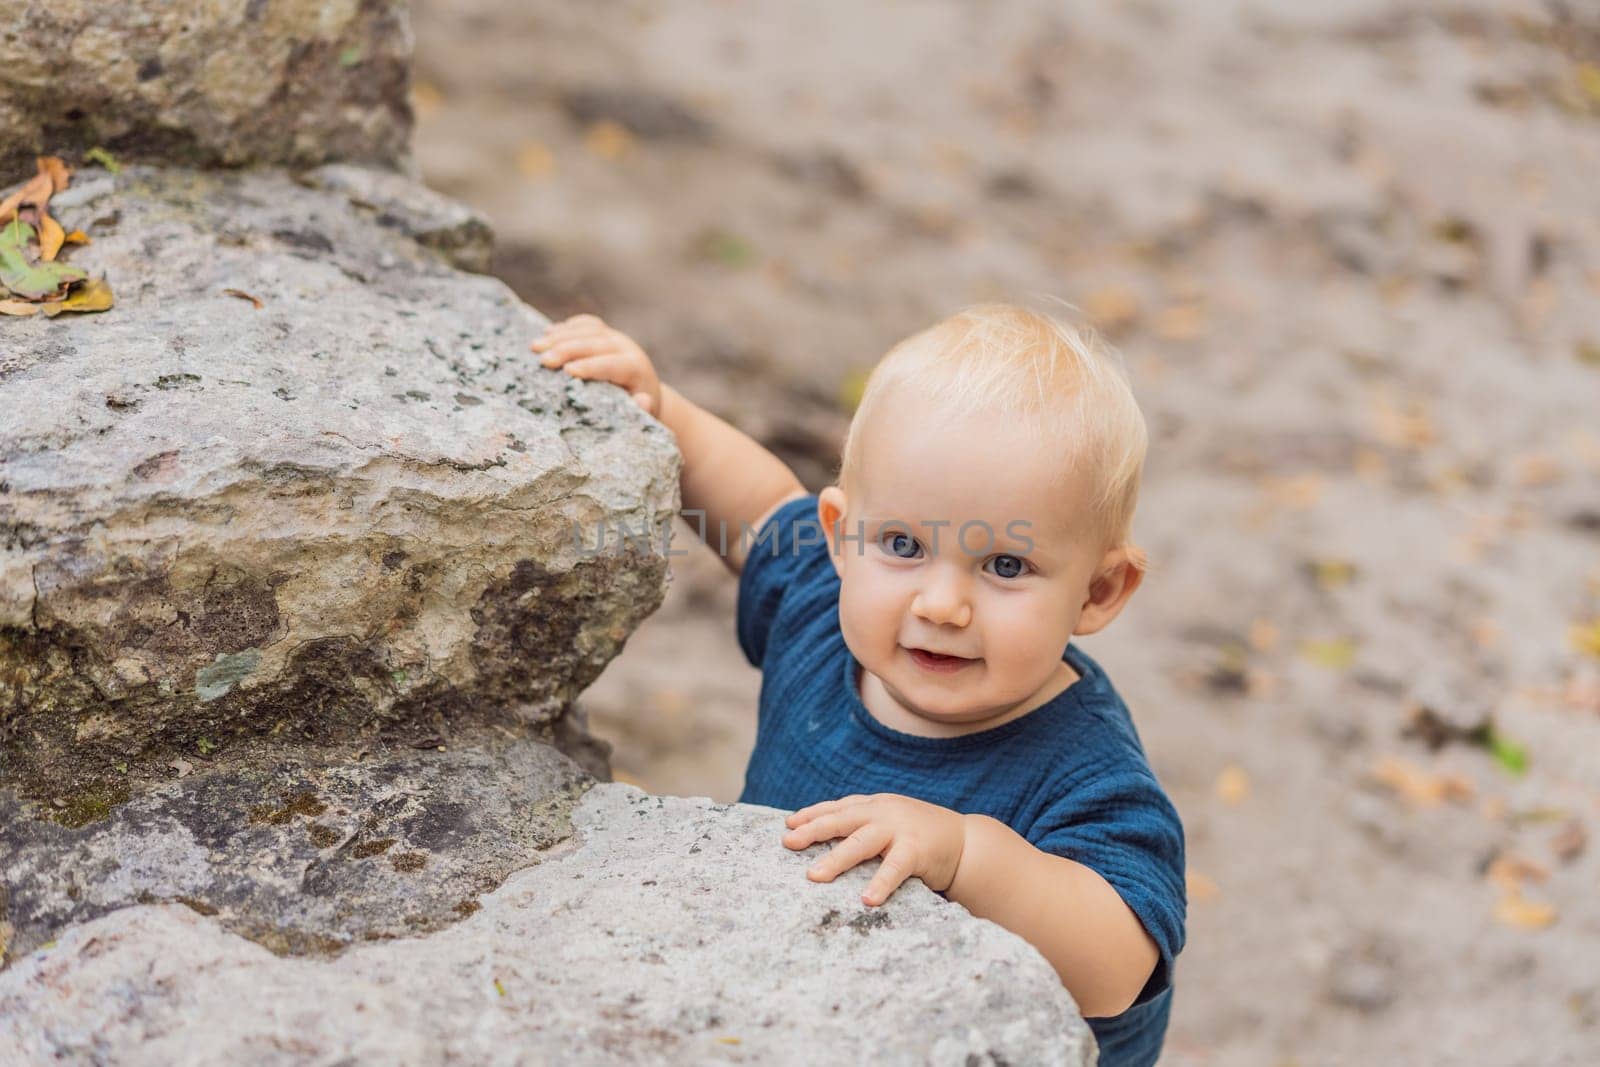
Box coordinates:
[531,304,1185,1067]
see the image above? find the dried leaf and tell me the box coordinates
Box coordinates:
[411,81,445,119]
[516,140,556,179]
[1307,557,1358,590]
[39,276,113,317]
[38,213,65,261]
[0,170,53,228]
[63,229,89,246]
[223,287,264,309]
[1494,888,1557,930]
[1486,851,1549,891]
[1299,637,1357,670]
[1370,755,1474,807]
[1570,619,1600,659]
[1215,765,1250,805]
[837,367,870,412]
[584,119,635,160]
[0,298,40,317]
[1551,819,1587,864]
[39,156,70,193]
[168,757,193,779]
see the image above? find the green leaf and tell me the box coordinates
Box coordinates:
[1488,729,1529,776]
[197,736,216,755]
[0,218,87,300]
[84,146,123,174]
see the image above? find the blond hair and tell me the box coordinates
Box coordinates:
[838,302,1149,569]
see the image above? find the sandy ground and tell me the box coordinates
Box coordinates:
[412,2,1600,1062]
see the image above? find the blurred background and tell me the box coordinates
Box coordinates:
[411,1,1600,1063]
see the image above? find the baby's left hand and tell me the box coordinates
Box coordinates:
[782,793,967,907]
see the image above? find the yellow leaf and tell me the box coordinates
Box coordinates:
[584,120,634,161]
[1215,765,1250,805]
[1570,619,1600,659]
[837,367,870,412]
[1494,888,1556,930]
[39,212,64,261]
[1486,852,1549,891]
[38,155,70,193]
[1309,558,1357,590]
[716,1036,742,1045]
[40,276,114,317]
[63,229,89,246]
[1576,63,1600,105]
[411,80,445,119]
[1298,637,1357,669]
[516,140,556,179]
[0,298,40,316]
[1370,756,1475,807]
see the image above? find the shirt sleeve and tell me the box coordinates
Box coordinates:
[735,493,824,668]
[1027,759,1187,1011]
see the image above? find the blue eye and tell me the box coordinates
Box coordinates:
[987,555,1028,579]
[880,531,922,559]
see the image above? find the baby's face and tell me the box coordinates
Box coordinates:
[820,401,1115,733]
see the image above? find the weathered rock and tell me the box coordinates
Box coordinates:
[0,786,1096,1065]
[0,737,590,963]
[0,1,413,173]
[300,163,495,273]
[0,165,680,811]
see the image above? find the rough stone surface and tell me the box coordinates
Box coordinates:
[0,737,590,964]
[0,785,1095,1065]
[0,1,413,173]
[0,165,680,810]
[302,163,495,273]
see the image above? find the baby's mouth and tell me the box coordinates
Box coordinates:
[905,647,980,674]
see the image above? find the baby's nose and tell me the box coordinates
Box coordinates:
[911,576,972,628]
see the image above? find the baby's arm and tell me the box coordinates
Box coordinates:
[531,315,805,574]
[949,816,1159,1018]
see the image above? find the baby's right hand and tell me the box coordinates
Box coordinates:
[530,314,663,416]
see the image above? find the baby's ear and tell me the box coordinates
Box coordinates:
[1073,546,1145,636]
[818,486,848,579]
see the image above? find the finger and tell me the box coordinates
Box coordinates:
[539,337,618,367]
[862,842,915,906]
[531,322,608,351]
[783,809,869,850]
[786,794,872,828]
[808,824,891,883]
[561,354,634,384]
[631,390,654,414]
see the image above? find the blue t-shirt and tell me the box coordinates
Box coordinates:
[735,494,1186,1067]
